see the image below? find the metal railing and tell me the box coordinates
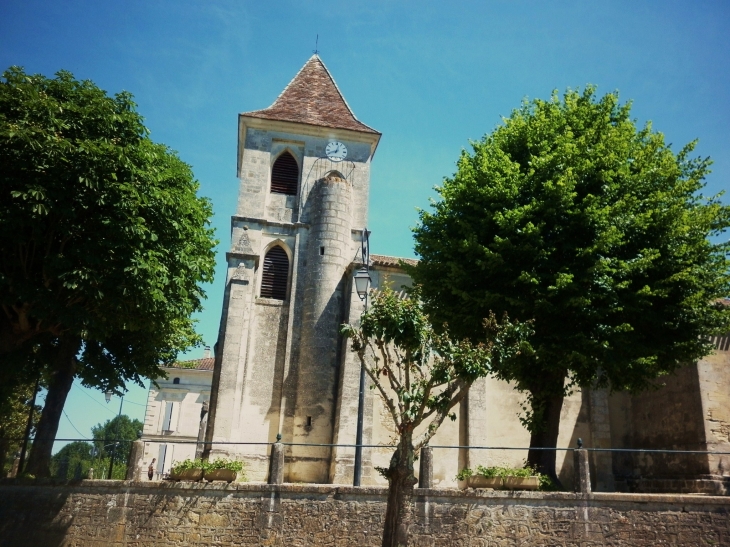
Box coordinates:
[3,437,729,496]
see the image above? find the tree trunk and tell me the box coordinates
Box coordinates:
[25,337,80,477]
[0,431,9,474]
[382,430,418,547]
[526,378,566,488]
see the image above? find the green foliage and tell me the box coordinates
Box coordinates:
[538,472,559,491]
[456,465,558,490]
[342,287,532,546]
[454,467,473,481]
[0,380,41,473]
[91,414,143,463]
[411,86,730,429]
[170,458,204,474]
[342,287,531,451]
[457,465,532,480]
[50,441,93,479]
[170,457,245,477]
[0,66,217,396]
[205,457,244,473]
[49,415,141,479]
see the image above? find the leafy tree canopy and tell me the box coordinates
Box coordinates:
[53,440,94,461]
[50,441,94,480]
[409,86,730,477]
[0,66,216,477]
[0,66,217,391]
[92,414,143,461]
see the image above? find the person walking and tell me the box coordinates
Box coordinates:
[148,458,156,480]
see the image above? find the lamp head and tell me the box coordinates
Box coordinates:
[353,267,371,301]
[104,391,112,403]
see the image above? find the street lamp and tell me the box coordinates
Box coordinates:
[353,267,371,301]
[105,390,124,480]
[353,227,371,487]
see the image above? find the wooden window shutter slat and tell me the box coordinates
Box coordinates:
[261,246,289,300]
[271,152,299,195]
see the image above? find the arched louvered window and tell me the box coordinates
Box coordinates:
[260,246,289,300]
[271,152,299,195]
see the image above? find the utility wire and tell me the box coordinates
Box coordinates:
[73,383,116,415]
[73,381,147,410]
[62,410,89,440]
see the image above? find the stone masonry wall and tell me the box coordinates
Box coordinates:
[0,480,728,547]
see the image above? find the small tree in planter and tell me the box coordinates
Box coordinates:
[342,287,531,547]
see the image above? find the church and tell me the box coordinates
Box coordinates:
[140,55,730,493]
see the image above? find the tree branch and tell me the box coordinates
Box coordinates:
[360,341,400,426]
[414,379,469,451]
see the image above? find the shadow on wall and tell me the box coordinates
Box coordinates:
[558,389,592,490]
[266,302,292,447]
[0,481,71,547]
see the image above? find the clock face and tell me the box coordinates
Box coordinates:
[325,141,347,162]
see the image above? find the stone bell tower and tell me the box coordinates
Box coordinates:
[205,55,381,482]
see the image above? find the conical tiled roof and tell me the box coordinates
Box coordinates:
[242,55,379,135]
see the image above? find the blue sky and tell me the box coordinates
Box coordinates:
[2,0,729,449]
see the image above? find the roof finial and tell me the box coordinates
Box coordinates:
[313,34,319,55]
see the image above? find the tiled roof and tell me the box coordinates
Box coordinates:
[370,254,418,268]
[167,357,214,371]
[242,55,380,135]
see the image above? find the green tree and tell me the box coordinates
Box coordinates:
[91,414,143,472]
[341,288,529,547]
[0,379,41,474]
[50,440,93,479]
[410,87,730,483]
[0,67,217,476]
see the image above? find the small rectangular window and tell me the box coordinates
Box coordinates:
[306,416,312,427]
[320,247,325,256]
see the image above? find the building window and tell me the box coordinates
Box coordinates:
[172,378,180,385]
[271,151,299,195]
[162,401,175,432]
[260,246,289,300]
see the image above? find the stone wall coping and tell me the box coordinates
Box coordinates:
[2,479,728,507]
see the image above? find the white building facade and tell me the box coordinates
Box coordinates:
[139,355,212,478]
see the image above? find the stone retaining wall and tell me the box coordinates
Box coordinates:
[0,480,728,546]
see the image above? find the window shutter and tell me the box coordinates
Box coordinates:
[271,152,299,195]
[157,444,167,474]
[162,401,173,431]
[260,247,289,300]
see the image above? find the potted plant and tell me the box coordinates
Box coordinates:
[501,467,539,490]
[457,466,502,489]
[457,465,543,490]
[169,459,204,482]
[203,458,245,483]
